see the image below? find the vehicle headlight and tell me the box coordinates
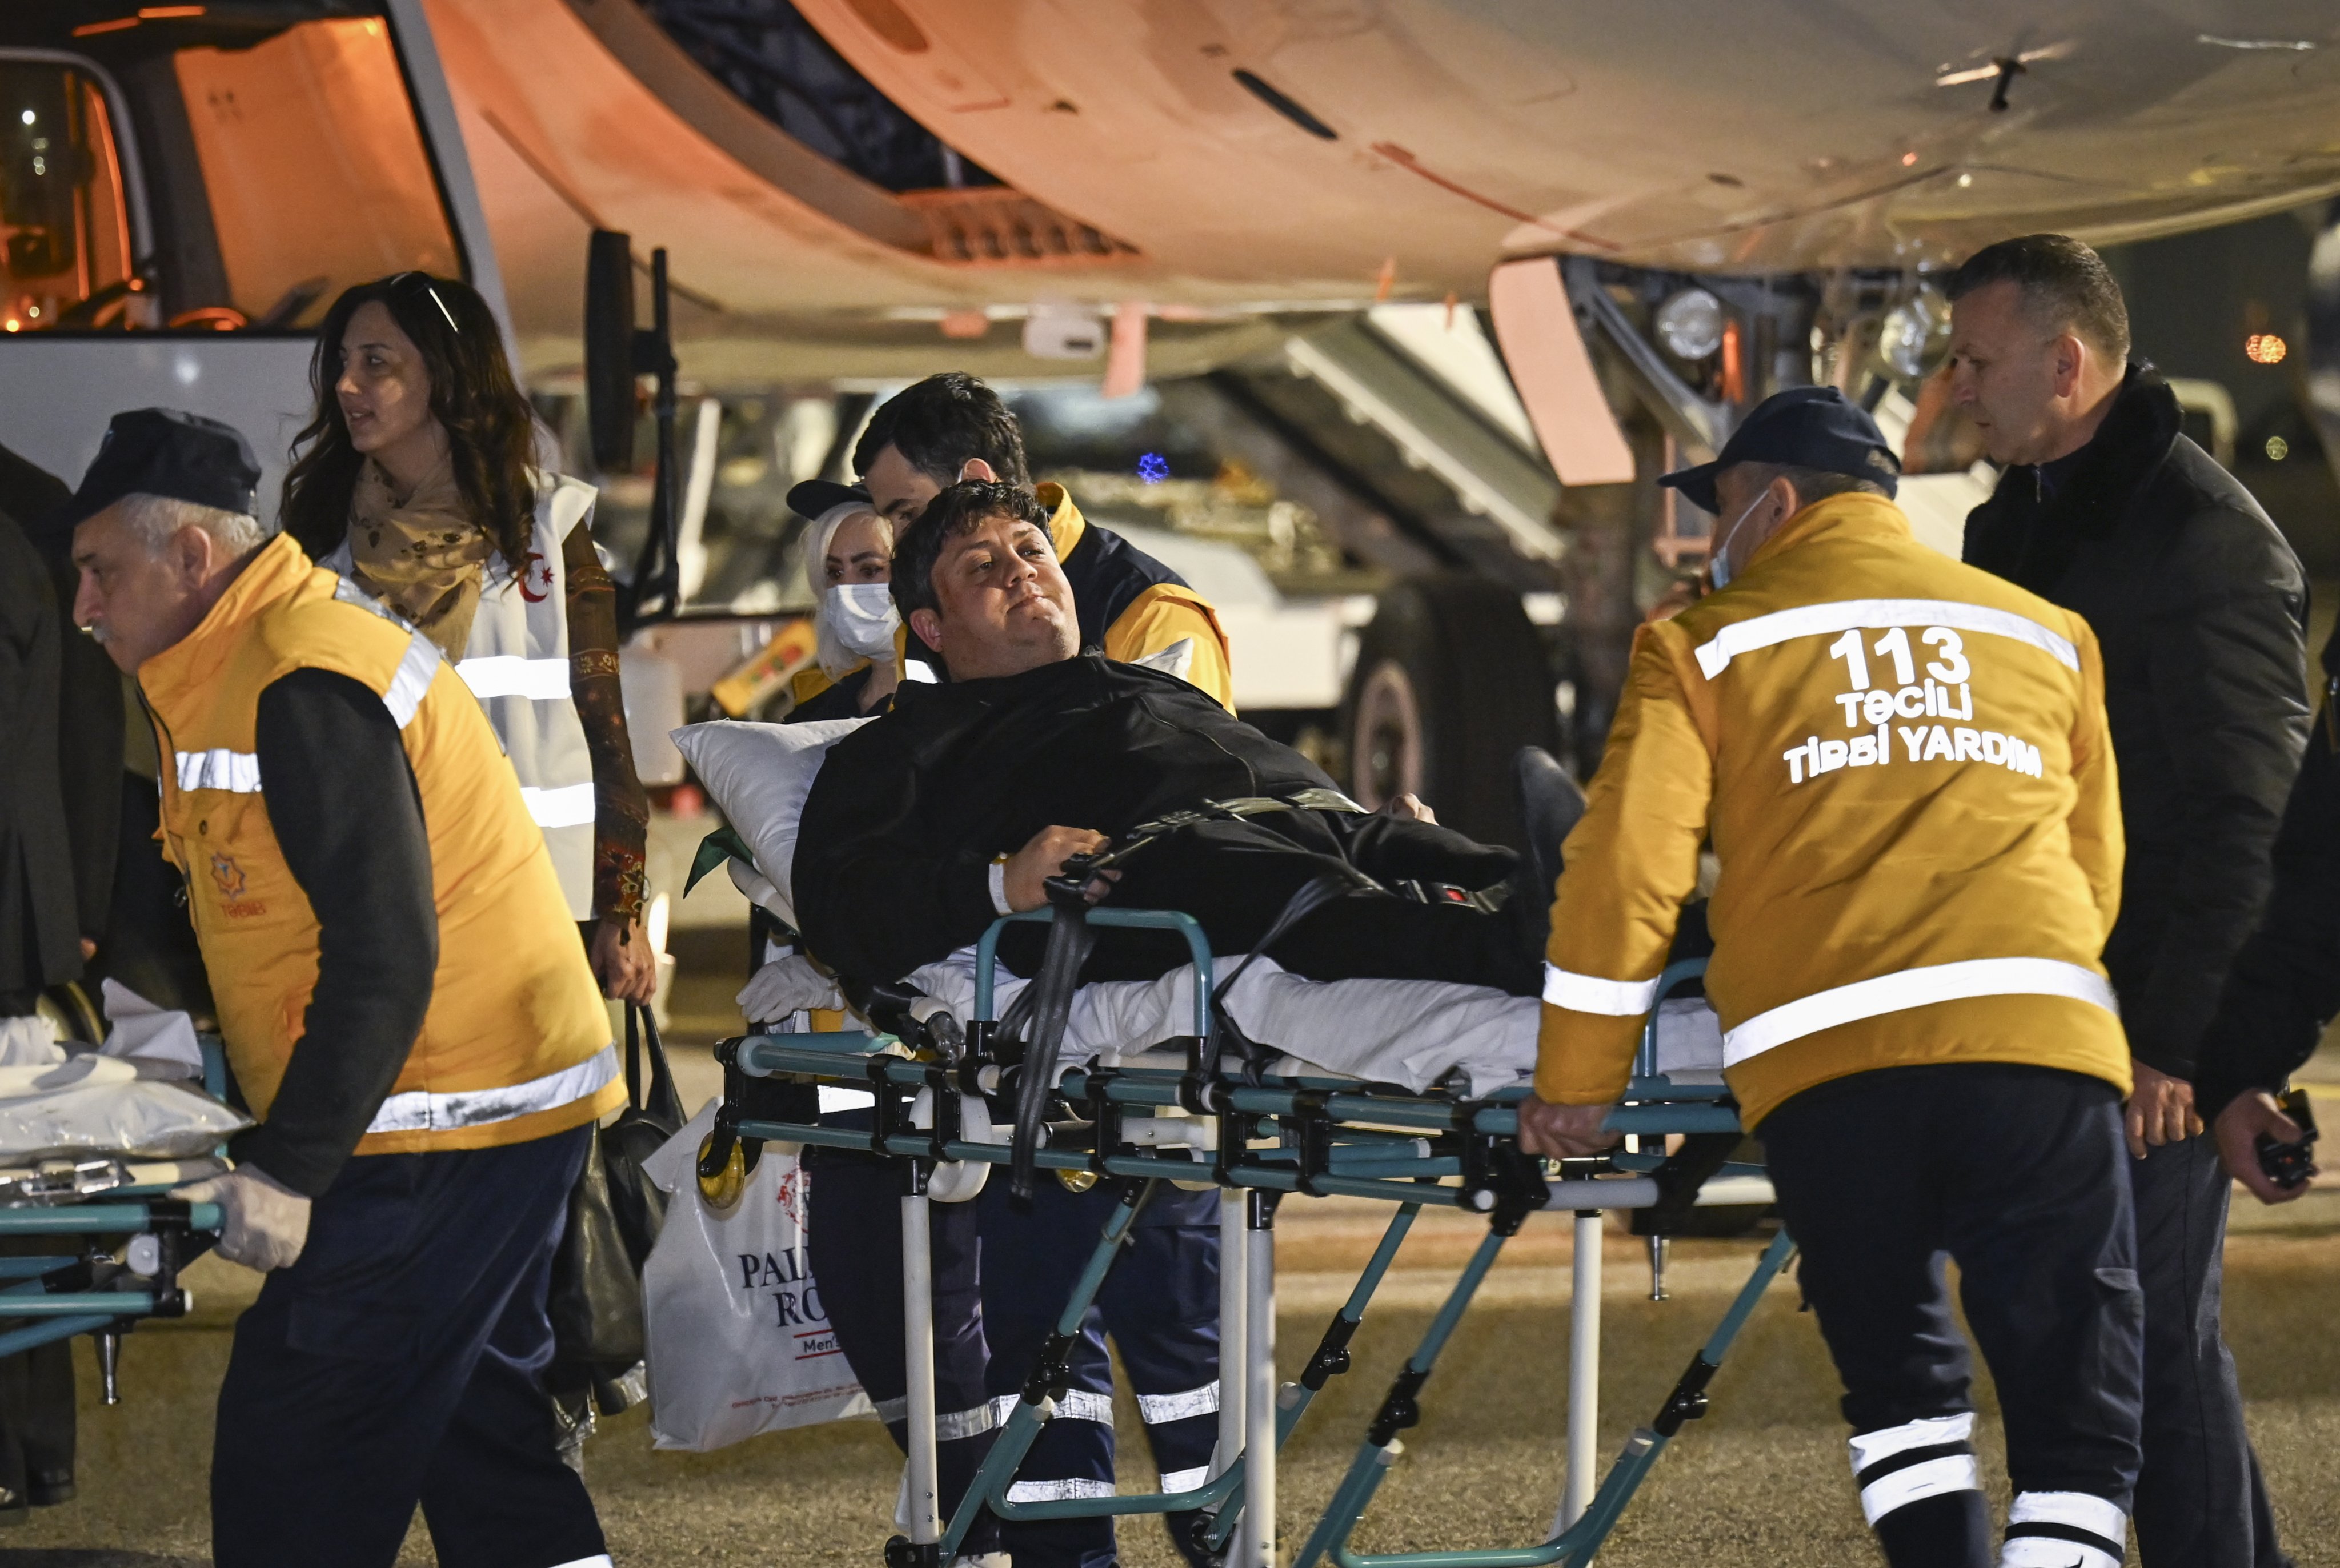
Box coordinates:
[1654,287,1724,361]
[1880,288,1950,380]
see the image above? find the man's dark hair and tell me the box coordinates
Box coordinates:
[1945,234,2131,363]
[855,372,1030,488]
[1744,462,1893,507]
[890,480,1052,621]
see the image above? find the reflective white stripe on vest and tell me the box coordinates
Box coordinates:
[522,783,598,829]
[1004,1478,1115,1502]
[456,655,571,701]
[364,1042,616,1136]
[382,630,443,729]
[175,748,261,793]
[1157,1465,1211,1494]
[1543,963,1661,1017]
[1054,1388,1114,1424]
[1132,636,1195,683]
[1725,959,2116,1066]
[2005,1491,2126,1568]
[1692,599,2079,680]
[1136,1381,1219,1424]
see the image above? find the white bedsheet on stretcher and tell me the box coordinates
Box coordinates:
[905,954,1730,1097]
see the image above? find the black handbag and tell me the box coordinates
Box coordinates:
[548,1004,684,1414]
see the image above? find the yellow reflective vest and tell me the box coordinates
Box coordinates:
[1037,483,1233,710]
[1537,492,2131,1129]
[141,535,622,1154]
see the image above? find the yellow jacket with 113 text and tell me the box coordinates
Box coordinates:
[1536,490,2133,1130]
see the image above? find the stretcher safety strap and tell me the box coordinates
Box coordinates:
[382,630,442,729]
[456,654,572,701]
[1849,1413,1978,1524]
[1005,1477,1116,1502]
[522,782,599,829]
[1692,598,2079,680]
[364,1042,617,1135]
[1542,963,1662,1017]
[175,748,261,793]
[1136,1380,1219,1425]
[2002,1491,2126,1568]
[1724,958,2117,1066]
[1157,1465,1211,1494]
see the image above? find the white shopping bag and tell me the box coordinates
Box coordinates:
[640,1102,873,1450]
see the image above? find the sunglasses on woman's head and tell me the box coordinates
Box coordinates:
[387,271,460,335]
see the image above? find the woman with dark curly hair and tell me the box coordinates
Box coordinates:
[282,271,654,1002]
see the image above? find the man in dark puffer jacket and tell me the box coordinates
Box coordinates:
[1950,234,2305,1568]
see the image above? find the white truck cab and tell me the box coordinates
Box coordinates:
[0,0,503,511]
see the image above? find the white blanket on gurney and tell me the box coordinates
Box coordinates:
[906,956,1727,1097]
[0,992,249,1161]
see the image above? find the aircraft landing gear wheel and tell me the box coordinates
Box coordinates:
[1341,575,1559,848]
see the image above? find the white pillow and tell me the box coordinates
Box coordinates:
[670,717,871,931]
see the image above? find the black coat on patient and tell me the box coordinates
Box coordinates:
[794,652,1538,991]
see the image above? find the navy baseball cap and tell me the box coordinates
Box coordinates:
[787,478,872,519]
[1658,386,1900,514]
[60,408,261,528]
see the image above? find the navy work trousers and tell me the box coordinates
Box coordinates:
[2130,1132,2289,1567]
[1760,1064,2145,1568]
[211,1126,607,1568]
[804,1148,1002,1557]
[980,1178,1222,1568]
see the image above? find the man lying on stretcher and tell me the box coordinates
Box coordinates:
[794,480,1578,994]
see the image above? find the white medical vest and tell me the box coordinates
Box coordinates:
[323,471,600,919]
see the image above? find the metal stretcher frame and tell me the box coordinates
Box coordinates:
[0,1037,231,1392]
[711,919,1789,1567]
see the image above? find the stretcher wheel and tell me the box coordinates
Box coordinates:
[697,1130,751,1211]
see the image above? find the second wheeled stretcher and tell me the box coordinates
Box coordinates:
[0,1030,235,1405]
[701,907,1791,1568]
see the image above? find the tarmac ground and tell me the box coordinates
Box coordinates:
[1,1207,2334,1567]
[6,920,2332,1567]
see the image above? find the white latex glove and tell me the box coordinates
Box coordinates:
[738,952,844,1024]
[174,1165,313,1272]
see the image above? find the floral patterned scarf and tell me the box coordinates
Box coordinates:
[347,457,492,660]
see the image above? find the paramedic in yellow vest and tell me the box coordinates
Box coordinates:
[1515,389,2145,1568]
[66,410,620,1568]
[790,371,1233,708]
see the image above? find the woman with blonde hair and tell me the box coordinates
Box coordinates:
[783,479,900,721]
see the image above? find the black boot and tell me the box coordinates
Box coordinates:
[1872,1489,1992,1568]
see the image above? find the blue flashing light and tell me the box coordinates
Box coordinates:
[1137,452,1169,484]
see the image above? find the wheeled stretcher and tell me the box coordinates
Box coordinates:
[0,1033,231,1404]
[702,909,1790,1567]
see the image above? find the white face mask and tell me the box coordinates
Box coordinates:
[824,582,900,659]
[1708,487,1773,590]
